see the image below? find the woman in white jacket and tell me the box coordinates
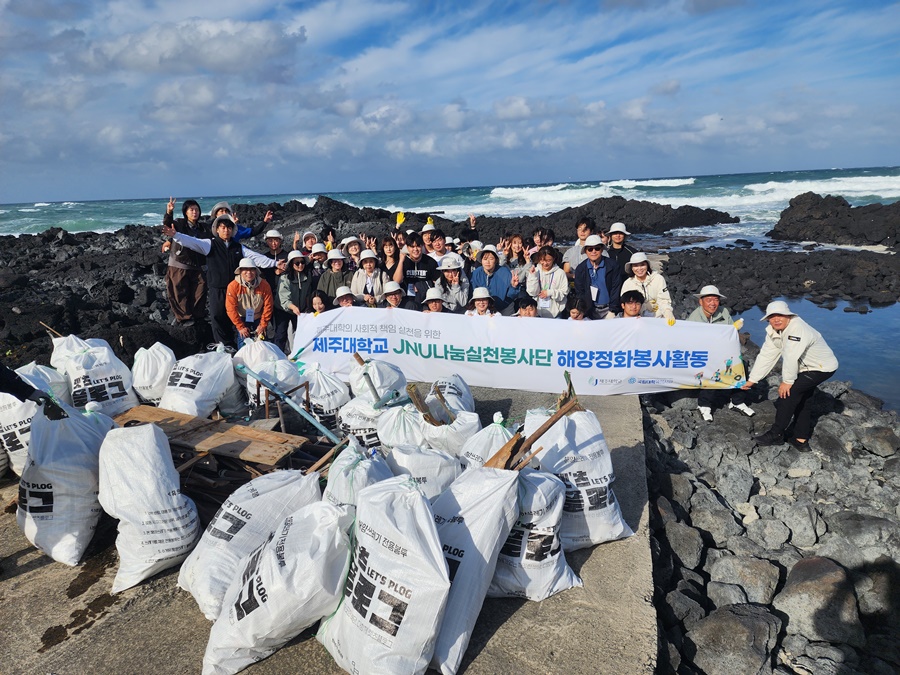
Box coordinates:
[621,252,675,324]
[526,246,569,318]
[350,250,391,307]
[742,301,838,450]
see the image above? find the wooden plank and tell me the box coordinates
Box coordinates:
[114,405,309,465]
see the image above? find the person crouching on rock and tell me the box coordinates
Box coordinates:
[686,285,754,422]
[163,214,283,350]
[742,301,838,450]
[226,258,274,350]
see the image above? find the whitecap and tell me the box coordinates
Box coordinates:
[18,208,40,213]
[62,202,81,207]
[33,202,51,207]
[604,178,696,189]
[744,175,900,201]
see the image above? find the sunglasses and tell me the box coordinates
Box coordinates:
[584,246,602,252]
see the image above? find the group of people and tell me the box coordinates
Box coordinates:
[159,201,838,449]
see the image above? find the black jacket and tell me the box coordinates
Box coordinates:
[574,257,623,315]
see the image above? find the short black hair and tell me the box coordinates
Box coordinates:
[516,296,537,309]
[405,232,424,247]
[621,290,645,304]
[430,229,445,241]
[576,216,595,232]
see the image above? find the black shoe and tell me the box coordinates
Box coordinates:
[789,438,810,452]
[753,429,784,446]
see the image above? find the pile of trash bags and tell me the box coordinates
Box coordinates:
[7,337,634,675]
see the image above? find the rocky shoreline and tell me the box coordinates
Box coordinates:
[2,193,899,674]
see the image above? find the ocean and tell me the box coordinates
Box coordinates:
[2,166,899,410]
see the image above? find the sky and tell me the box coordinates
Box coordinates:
[1,0,898,203]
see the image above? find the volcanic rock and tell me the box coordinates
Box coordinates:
[770,192,900,249]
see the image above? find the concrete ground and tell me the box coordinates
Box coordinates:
[0,388,655,675]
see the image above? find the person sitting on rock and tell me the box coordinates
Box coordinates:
[163,214,283,350]
[605,222,638,280]
[742,301,839,450]
[379,281,417,310]
[435,256,471,313]
[465,287,496,317]
[622,252,675,324]
[574,234,622,319]
[350,250,391,307]
[470,245,519,314]
[162,197,209,327]
[619,289,645,318]
[421,286,446,313]
[333,286,357,309]
[278,251,314,329]
[317,249,353,305]
[686,285,753,422]
[526,246,568,318]
[226,258,274,350]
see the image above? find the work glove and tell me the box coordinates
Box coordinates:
[28,392,68,421]
[396,212,405,227]
[667,317,676,327]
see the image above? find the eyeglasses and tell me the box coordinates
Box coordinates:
[292,260,305,265]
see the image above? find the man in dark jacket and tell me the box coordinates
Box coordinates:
[163,215,283,349]
[573,235,622,319]
[163,197,210,326]
[605,222,638,282]
[260,229,290,352]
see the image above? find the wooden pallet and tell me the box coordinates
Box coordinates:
[113,405,309,466]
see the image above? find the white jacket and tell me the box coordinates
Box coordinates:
[526,264,568,318]
[622,272,674,321]
[748,316,839,384]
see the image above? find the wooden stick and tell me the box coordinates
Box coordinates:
[353,353,366,366]
[512,446,543,471]
[305,437,350,474]
[406,383,443,426]
[39,321,63,338]
[176,451,210,474]
[515,398,580,461]
[432,387,457,423]
[483,432,523,469]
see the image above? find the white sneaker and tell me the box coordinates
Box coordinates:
[699,406,713,422]
[729,401,755,417]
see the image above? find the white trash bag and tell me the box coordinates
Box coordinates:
[16,361,72,405]
[302,362,350,431]
[318,476,451,675]
[179,469,322,621]
[459,412,514,470]
[321,437,393,510]
[233,340,289,403]
[525,409,632,550]
[51,335,139,416]
[488,468,582,601]
[337,397,384,450]
[349,358,406,403]
[422,411,482,458]
[159,348,235,418]
[375,404,426,451]
[131,342,176,404]
[98,424,200,593]
[385,444,461,501]
[17,403,115,566]
[425,375,474,424]
[202,502,354,675]
[429,468,519,675]
[0,393,37,477]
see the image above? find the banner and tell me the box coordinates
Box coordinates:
[289,308,746,396]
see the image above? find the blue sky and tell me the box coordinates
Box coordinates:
[1,0,898,202]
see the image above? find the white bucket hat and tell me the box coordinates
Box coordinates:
[476,245,499,264]
[760,300,797,322]
[694,285,726,299]
[265,229,283,240]
[287,250,307,263]
[470,240,484,251]
[581,234,605,252]
[472,287,492,300]
[326,249,346,262]
[233,257,258,274]
[422,287,444,304]
[310,243,327,255]
[437,256,462,271]
[608,222,630,236]
[341,236,362,247]
[421,223,436,233]
[302,230,317,243]
[383,281,403,295]
[625,252,650,274]
[359,249,378,262]
[333,286,354,305]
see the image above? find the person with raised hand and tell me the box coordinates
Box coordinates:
[162,197,209,327]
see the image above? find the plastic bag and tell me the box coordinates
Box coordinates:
[98,424,200,593]
[51,335,138,416]
[318,476,451,675]
[201,503,353,675]
[16,361,72,405]
[321,437,393,509]
[375,404,426,450]
[131,342,176,404]
[178,470,322,621]
[337,397,384,450]
[232,340,289,404]
[425,375,474,424]
[159,348,235,418]
[349,358,406,403]
[488,468,582,601]
[385,444,461,501]
[422,411,482,457]
[0,393,37,476]
[302,362,350,431]
[459,412,514,470]
[525,409,632,550]
[429,468,519,675]
[17,403,115,566]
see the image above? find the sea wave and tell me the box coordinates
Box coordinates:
[604,178,696,188]
[744,175,900,201]
[34,202,51,207]
[62,202,81,207]
[18,208,40,213]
